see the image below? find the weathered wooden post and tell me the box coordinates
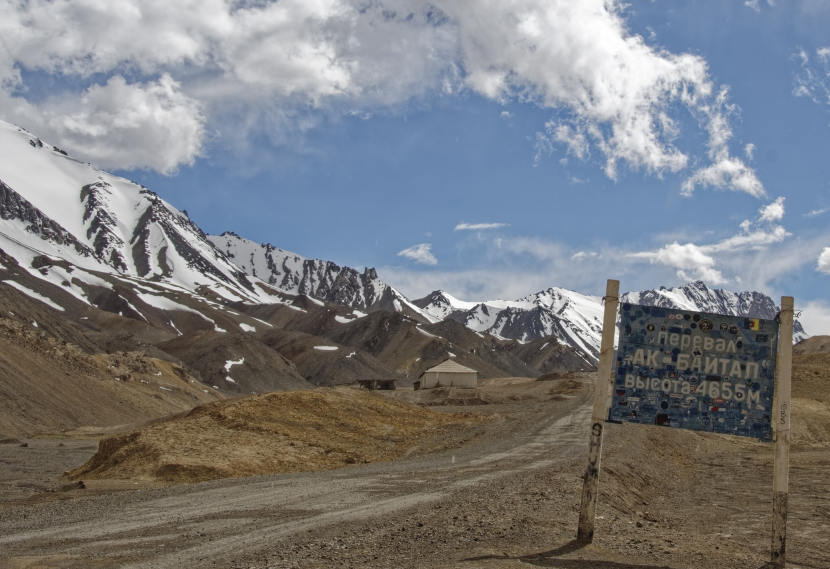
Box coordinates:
[771,296,793,567]
[576,279,619,543]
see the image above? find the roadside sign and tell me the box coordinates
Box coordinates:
[608,303,779,440]
[576,283,794,567]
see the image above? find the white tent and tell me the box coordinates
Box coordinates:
[415,360,478,390]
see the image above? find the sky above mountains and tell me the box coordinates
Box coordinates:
[1,0,829,333]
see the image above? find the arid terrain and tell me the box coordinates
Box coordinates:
[1,366,828,569]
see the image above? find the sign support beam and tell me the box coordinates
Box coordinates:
[771,296,793,567]
[576,279,619,543]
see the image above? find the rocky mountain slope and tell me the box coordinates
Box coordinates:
[208,232,432,319]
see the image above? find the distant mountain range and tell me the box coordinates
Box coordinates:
[0,118,807,371]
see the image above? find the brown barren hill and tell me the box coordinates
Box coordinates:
[69,388,486,484]
[793,334,830,355]
[791,352,830,447]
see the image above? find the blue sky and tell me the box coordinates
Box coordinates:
[1,0,829,332]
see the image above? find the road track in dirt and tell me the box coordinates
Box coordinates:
[0,382,594,568]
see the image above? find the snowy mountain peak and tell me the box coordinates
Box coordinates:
[0,118,273,305]
[415,280,807,364]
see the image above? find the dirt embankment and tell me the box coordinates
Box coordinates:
[793,334,830,355]
[791,352,830,447]
[69,388,488,484]
[0,317,221,438]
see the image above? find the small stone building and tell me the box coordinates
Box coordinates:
[415,360,478,390]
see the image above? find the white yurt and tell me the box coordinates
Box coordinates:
[415,360,478,390]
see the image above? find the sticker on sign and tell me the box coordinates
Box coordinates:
[607,303,779,440]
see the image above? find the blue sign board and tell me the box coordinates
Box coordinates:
[608,303,779,440]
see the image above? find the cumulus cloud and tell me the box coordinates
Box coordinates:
[758,197,786,223]
[818,247,830,274]
[455,222,508,231]
[629,242,726,284]
[3,75,205,174]
[397,243,437,265]
[0,0,762,187]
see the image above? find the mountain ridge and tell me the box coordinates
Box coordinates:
[0,118,808,369]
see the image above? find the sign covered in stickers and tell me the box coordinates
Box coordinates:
[608,303,779,440]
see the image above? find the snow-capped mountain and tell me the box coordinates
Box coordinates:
[208,232,435,318]
[413,288,604,362]
[0,118,809,362]
[0,119,434,324]
[0,120,274,305]
[414,281,808,364]
[622,282,808,343]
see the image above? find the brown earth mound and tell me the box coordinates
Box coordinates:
[791,352,830,447]
[0,316,221,438]
[793,352,830,402]
[793,334,830,355]
[69,388,486,484]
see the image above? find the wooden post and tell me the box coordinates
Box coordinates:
[771,296,793,567]
[576,279,619,543]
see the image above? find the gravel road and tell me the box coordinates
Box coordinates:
[1,381,593,568]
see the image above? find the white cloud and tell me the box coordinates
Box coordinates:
[397,243,437,265]
[632,242,716,271]
[531,132,554,165]
[571,251,598,261]
[745,143,756,160]
[793,46,830,106]
[805,208,828,217]
[707,225,789,252]
[681,88,764,198]
[3,75,205,174]
[627,215,791,284]
[799,300,830,336]
[818,247,830,274]
[758,197,785,223]
[0,0,763,188]
[629,242,727,284]
[745,0,775,11]
[500,111,513,119]
[455,222,508,231]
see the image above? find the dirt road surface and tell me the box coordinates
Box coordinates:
[1,375,828,569]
